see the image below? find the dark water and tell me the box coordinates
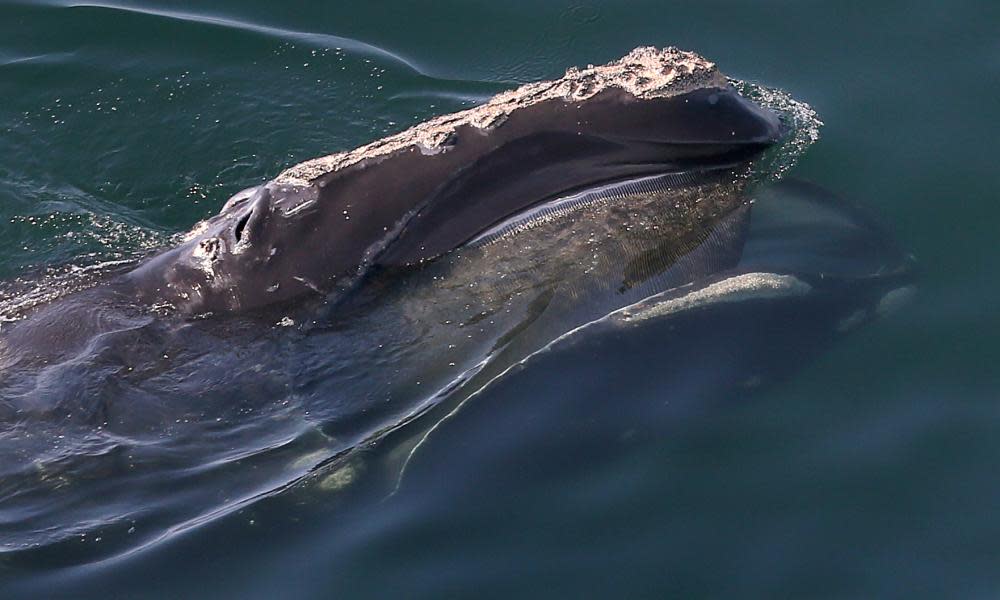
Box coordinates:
[0,1,997,597]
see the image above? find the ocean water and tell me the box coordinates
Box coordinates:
[0,1,997,598]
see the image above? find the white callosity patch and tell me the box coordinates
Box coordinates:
[179,218,213,243]
[274,47,725,186]
[190,236,224,277]
[618,273,813,323]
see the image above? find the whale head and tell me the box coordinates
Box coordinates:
[125,48,783,315]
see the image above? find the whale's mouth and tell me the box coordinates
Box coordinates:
[465,170,722,249]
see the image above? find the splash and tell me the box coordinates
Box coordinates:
[733,78,824,182]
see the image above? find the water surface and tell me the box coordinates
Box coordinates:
[0,1,997,597]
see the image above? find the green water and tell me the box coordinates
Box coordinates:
[1,1,998,597]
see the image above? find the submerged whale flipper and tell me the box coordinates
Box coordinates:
[742,179,913,282]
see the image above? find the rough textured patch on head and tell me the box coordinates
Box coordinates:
[274,47,725,186]
[191,236,224,277]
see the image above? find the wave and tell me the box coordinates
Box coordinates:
[38,0,427,74]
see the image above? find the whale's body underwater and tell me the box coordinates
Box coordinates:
[0,48,913,564]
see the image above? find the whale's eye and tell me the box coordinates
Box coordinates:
[234,209,253,242]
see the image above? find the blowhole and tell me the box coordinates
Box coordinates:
[234,209,253,242]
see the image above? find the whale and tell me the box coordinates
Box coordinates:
[0,47,914,568]
[121,47,781,315]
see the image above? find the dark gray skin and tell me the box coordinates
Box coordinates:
[123,85,781,315]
